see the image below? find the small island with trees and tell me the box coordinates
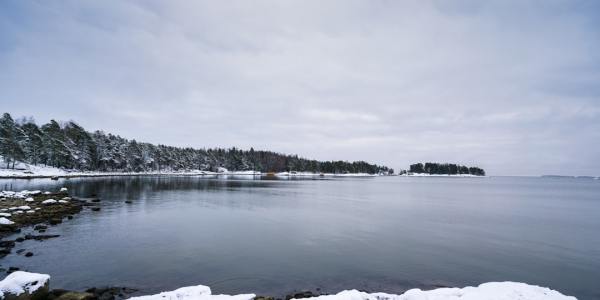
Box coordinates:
[399,162,486,176]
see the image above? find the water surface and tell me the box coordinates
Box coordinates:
[0,176,598,299]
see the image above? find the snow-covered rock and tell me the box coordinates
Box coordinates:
[128,282,575,300]
[58,200,69,204]
[60,187,68,192]
[298,282,575,300]
[0,213,10,217]
[0,217,14,225]
[26,210,35,214]
[41,199,57,205]
[128,285,255,300]
[25,197,34,202]
[17,206,31,210]
[0,271,50,299]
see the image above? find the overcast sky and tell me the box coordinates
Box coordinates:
[1,1,599,176]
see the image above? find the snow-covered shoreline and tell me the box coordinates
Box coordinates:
[0,272,577,300]
[0,164,382,179]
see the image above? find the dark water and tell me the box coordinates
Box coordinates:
[0,176,599,299]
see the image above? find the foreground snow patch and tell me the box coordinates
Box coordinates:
[303,282,575,300]
[127,282,574,300]
[128,285,255,300]
[0,271,50,298]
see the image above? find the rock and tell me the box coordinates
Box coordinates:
[0,248,11,257]
[49,219,62,225]
[33,225,48,231]
[16,249,25,254]
[25,252,33,257]
[91,207,101,212]
[0,271,50,300]
[6,267,20,274]
[0,240,16,248]
[285,291,315,300]
[67,216,73,220]
[15,237,25,243]
[24,234,60,241]
[124,201,132,204]
[91,199,101,203]
[54,291,96,300]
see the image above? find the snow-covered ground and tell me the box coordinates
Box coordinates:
[130,282,575,300]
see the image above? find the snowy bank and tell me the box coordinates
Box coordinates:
[0,271,50,299]
[127,282,574,300]
[128,285,255,300]
[0,272,576,300]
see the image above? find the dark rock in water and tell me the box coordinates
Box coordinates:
[54,291,96,300]
[0,240,16,248]
[39,230,46,233]
[67,215,74,219]
[51,176,60,180]
[7,266,19,273]
[91,199,101,203]
[16,249,25,254]
[25,251,34,257]
[15,237,25,242]
[124,201,132,204]
[285,291,316,300]
[0,248,11,257]
[91,207,101,211]
[255,297,275,300]
[24,234,60,240]
[49,218,63,225]
[34,225,48,231]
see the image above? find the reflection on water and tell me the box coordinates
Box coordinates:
[0,176,599,299]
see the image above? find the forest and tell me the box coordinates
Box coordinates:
[0,113,391,174]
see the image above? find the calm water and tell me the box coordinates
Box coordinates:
[0,176,599,299]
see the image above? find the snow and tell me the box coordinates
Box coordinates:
[0,271,50,298]
[17,206,31,210]
[0,217,14,225]
[306,282,575,300]
[41,199,57,205]
[25,197,34,202]
[60,187,68,192]
[58,200,69,204]
[126,282,574,300]
[0,213,10,217]
[128,285,255,300]
[0,190,44,200]
[26,210,35,214]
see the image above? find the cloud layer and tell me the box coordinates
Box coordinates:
[1,0,599,175]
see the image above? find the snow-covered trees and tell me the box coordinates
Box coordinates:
[0,113,25,168]
[409,162,485,176]
[0,113,390,174]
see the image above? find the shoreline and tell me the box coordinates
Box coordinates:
[0,171,491,180]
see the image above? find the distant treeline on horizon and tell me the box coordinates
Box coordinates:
[404,162,485,176]
[0,113,391,174]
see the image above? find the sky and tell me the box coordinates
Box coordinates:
[1,1,599,176]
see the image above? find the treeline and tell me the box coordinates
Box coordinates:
[406,162,485,176]
[0,113,391,174]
